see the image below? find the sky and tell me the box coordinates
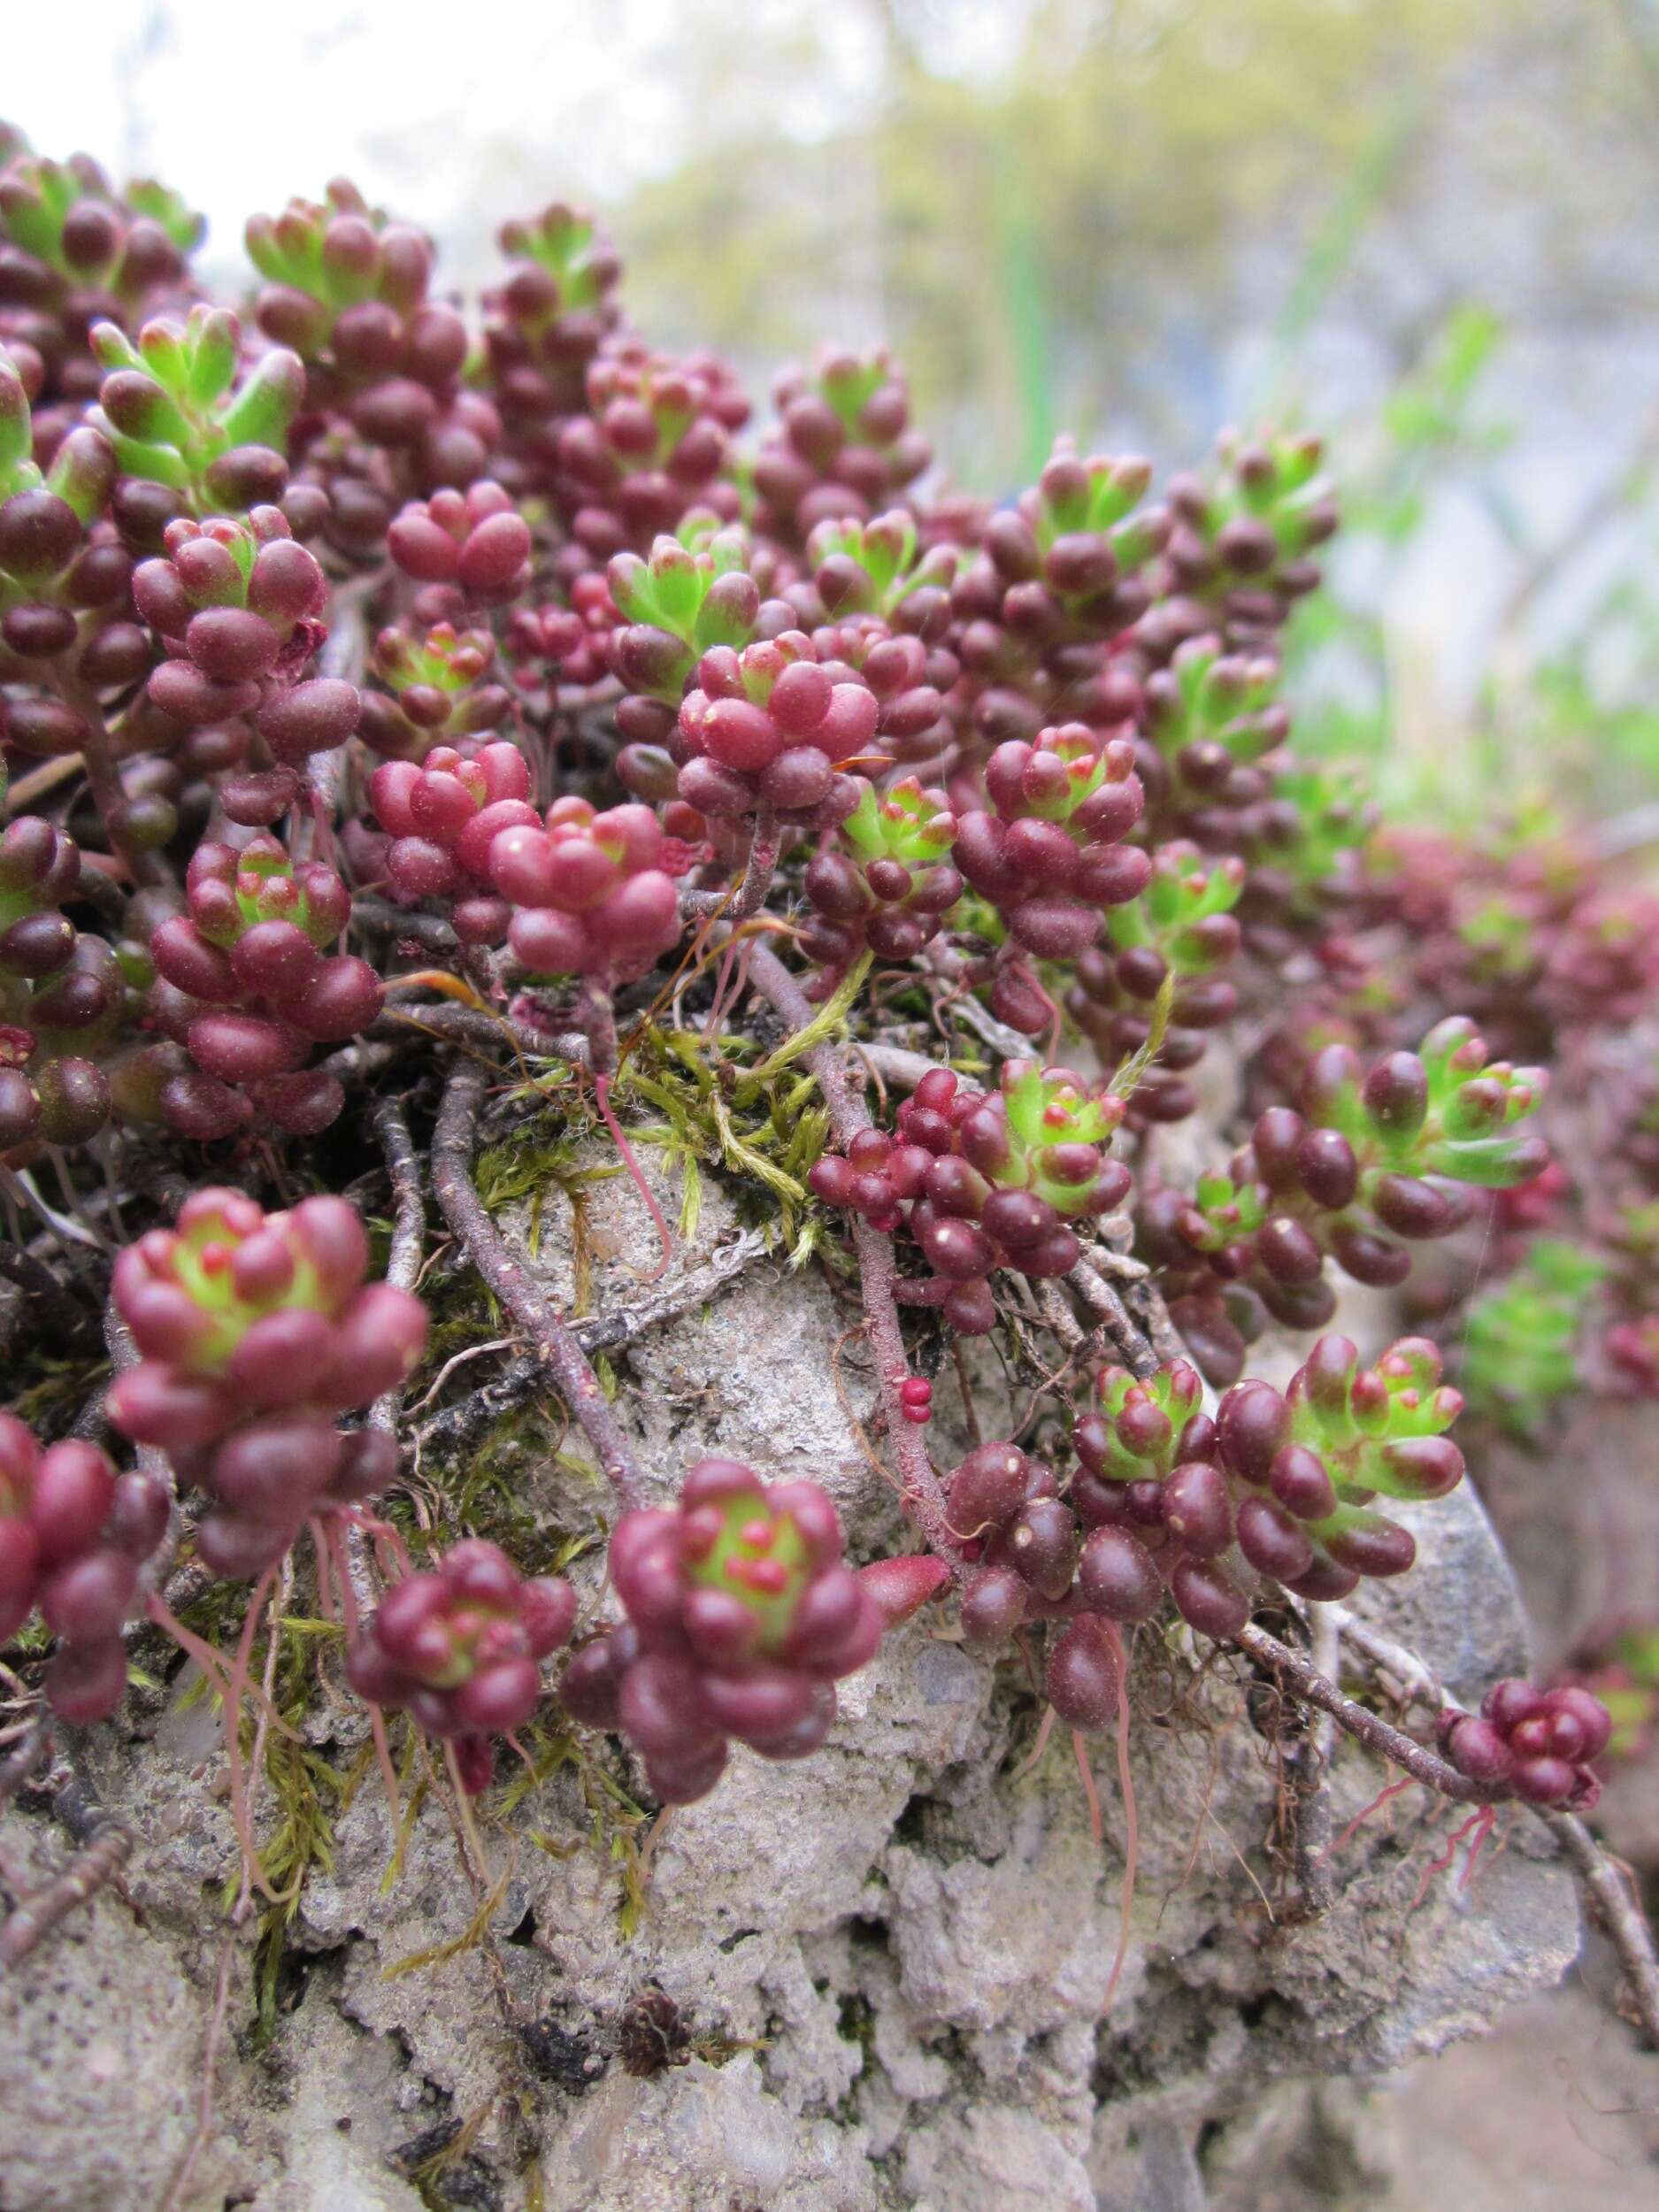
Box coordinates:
[6,0,998,288]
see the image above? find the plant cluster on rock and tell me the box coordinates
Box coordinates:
[0,117,1636,1966]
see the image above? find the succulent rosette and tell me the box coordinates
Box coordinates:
[1439,1678,1611,1809]
[1070,840,1245,1123]
[358,620,511,760]
[146,835,380,1138]
[1217,1334,1464,1602]
[559,1460,881,1803]
[1160,429,1338,640]
[483,200,623,436]
[368,739,537,943]
[133,506,359,764]
[755,347,930,542]
[980,442,1170,646]
[108,1190,426,1575]
[90,303,303,515]
[555,340,746,559]
[802,775,962,973]
[1069,1360,1248,1639]
[488,796,681,982]
[953,722,1150,960]
[811,1061,1128,1335]
[387,480,533,603]
[1143,1018,1548,1383]
[347,1540,578,1789]
[806,508,958,633]
[608,524,764,753]
[673,634,877,826]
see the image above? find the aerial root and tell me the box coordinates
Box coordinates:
[1409,1804,1497,1913]
[594,1071,672,1283]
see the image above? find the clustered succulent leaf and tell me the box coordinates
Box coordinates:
[348,1540,578,1793]
[0,121,1623,1856]
[559,1460,881,1802]
[107,1188,426,1577]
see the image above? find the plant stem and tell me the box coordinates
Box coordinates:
[0,1724,49,1807]
[1240,1616,1659,2044]
[47,658,165,887]
[1545,1809,1659,2047]
[411,1227,770,1461]
[682,807,781,922]
[742,938,961,1565]
[0,1736,132,1970]
[1235,1620,1490,1804]
[431,1064,648,1509]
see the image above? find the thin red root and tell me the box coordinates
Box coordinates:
[1455,1805,1497,1894]
[1409,1805,1495,1913]
[1009,1702,1057,1783]
[1072,1729,1104,1846]
[637,1804,674,1886]
[1102,1618,1139,2015]
[310,1515,338,1624]
[703,935,742,1040]
[342,1503,412,1576]
[1330,1774,1416,1855]
[444,1739,492,1884]
[223,1564,285,1905]
[1018,962,1065,1062]
[145,1591,296,1740]
[595,1071,672,1281]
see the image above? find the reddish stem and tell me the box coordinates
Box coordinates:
[432,1064,649,1509]
[594,1071,672,1283]
[743,939,963,1568]
[681,807,781,922]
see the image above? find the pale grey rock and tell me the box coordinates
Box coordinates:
[0,1152,1586,2212]
[0,1827,227,2212]
[243,1984,429,2212]
[902,2104,1096,2212]
[539,2055,879,2212]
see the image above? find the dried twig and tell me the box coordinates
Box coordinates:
[0,1724,49,1807]
[369,1095,426,1437]
[431,1064,648,1508]
[352,899,463,955]
[1068,1256,1160,1380]
[412,1227,772,1459]
[0,1242,98,1349]
[1545,1810,1659,2046]
[0,1823,130,1969]
[1,1740,132,1970]
[1235,1621,1490,1805]
[378,998,591,1067]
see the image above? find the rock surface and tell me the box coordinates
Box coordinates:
[0,1152,1585,2212]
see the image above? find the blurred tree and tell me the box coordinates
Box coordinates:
[616,0,1648,488]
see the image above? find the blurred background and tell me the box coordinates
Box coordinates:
[19,0,1659,826]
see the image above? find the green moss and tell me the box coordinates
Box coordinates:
[7,1352,110,1435]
